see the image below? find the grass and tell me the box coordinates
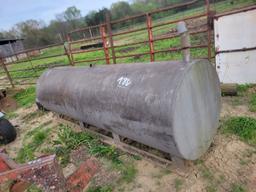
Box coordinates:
[237,84,254,96]
[51,124,137,189]
[174,178,184,192]
[22,110,45,122]
[5,111,18,119]
[206,185,217,192]
[249,94,256,112]
[16,124,51,163]
[200,166,214,181]
[14,86,36,107]
[199,165,221,192]
[221,116,256,145]
[52,124,120,166]
[231,183,246,192]
[87,186,113,192]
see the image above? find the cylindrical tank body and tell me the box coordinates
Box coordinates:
[36,60,220,160]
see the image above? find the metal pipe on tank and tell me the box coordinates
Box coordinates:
[177,21,191,63]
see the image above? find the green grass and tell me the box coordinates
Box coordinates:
[174,178,184,192]
[53,124,120,166]
[206,185,217,192]
[87,186,113,192]
[200,166,214,180]
[14,86,36,107]
[249,94,256,112]
[26,185,42,192]
[237,84,253,96]
[118,163,137,183]
[5,111,18,119]
[221,116,256,145]
[52,124,137,188]
[231,183,246,192]
[16,124,51,163]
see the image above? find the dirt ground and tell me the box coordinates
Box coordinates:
[1,90,256,192]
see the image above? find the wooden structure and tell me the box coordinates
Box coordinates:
[0,39,26,63]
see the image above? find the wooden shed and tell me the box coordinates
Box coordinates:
[0,38,26,62]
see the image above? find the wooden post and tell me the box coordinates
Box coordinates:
[205,0,212,61]
[89,27,93,39]
[66,35,75,66]
[64,44,73,66]
[100,26,110,64]
[106,11,116,64]
[0,56,14,88]
[177,21,191,63]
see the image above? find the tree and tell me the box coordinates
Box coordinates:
[13,20,53,48]
[84,8,108,26]
[63,6,82,21]
[110,1,133,20]
[62,6,83,29]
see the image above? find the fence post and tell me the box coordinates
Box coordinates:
[100,25,110,64]
[67,34,75,66]
[205,0,212,61]
[106,11,116,64]
[0,56,14,88]
[64,43,73,66]
[146,13,155,62]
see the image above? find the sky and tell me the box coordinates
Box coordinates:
[0,0,128,31]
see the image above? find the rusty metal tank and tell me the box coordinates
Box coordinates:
[36,60,221,160]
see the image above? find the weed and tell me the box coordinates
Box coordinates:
[16,126,51,163]
[118,163,137,183]
[249,94,256,112]
[14,86,36,107]
[24,121,52,139]
[54,124,137,185]
[206,185,217,192]
[239,159,250,166]
[26,185,42,192]
[218,174,225,182]
[132,154,142,160]
[237,84,253,95]
[200,166,214,180]
[221,116,256,145]
[194,159,204,165]
[231,183,246,192]
[87,186,113,192]
[5,112,18,119]
[231,97,244,106]
[53,124,121,166]
[174,178,183,192]
[152,168,171,178]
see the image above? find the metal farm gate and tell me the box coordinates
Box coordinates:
[67,0,212,66]
[0,0,255,89]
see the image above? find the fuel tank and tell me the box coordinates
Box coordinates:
[36,60,221,160]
